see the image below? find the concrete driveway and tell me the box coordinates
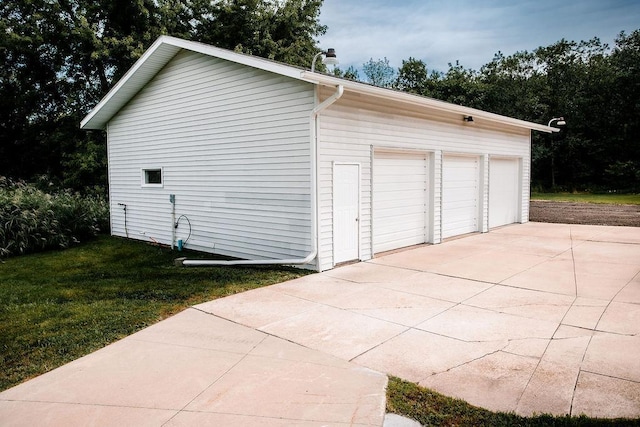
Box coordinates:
[198,222,640,418]
[1,222,639,425]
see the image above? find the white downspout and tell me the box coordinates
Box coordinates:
[313,84,344,115]
[180,84,344,268]
[180,251,318,267]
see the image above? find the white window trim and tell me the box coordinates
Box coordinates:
[141,167,164,188]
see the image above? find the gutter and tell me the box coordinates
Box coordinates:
[180,84,344,268]
[301,72,557,134]
[179,251,318,267]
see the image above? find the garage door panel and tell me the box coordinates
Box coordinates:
[376,197,424,206]
[377,164,425,172]
[375,182,425,192]
[447,187,478,201]
[376,205,425,216]
[445,203,477,217]
[377,211,425,224]
[489,158,519,228]
[379,224,422,236]
[446,206,477,218]
[373,152,428,253]
[446,218,477,229]
[376,227,424,243]
[447,210,476,220]
[376,175,425,185]
[442,155,479,239]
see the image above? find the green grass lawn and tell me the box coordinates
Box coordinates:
[1,237,638,425]
[531,192,640,205]
[0,235,307,391]
[386,377,637,426]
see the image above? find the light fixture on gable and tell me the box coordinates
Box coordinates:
[311,48,338,72]
[548,117,566,127]
[464,116,474,123]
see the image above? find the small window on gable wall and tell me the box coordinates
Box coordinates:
[142,168,163,187]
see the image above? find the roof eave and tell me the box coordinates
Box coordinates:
[299,71,557,134]
[80,35,558,134]
[81,36,307,130]
[80,36,179,130]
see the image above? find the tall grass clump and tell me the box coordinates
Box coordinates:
[0,176,109,257]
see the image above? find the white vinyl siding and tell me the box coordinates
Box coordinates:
[107,50,315,262]
[479,154,490,233]
[442,155,480,238]
[521,139,532,223]
[316,89,531,271]
[431,151,443,244]
[373,151,428,253]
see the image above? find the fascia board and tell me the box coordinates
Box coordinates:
[81,36,308,130]
[300,71,558,134]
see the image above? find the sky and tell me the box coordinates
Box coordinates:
[317,0,640,74]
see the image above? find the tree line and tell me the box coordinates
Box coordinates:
[345,32,640,192]
[1,1,638,192]
[1,0,325,190]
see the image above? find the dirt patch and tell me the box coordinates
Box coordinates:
[529,201,640,227]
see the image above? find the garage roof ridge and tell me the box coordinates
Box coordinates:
[80,35,558,134]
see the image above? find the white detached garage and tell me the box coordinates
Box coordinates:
[81,36,557,271]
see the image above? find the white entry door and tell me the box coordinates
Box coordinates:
[333,163,360,264]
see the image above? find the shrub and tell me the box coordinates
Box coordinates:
[0,176,109,257]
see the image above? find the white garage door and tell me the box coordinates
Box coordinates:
[442,155,479,239]
[489,158,520,228]
[373,152,427,253]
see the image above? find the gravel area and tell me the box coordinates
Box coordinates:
[529,200,640,227]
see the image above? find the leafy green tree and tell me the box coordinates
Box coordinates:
[479,50,546,120]
[478,50,553,188]
[363,57,396,87]
[390,32,640,192]
[395,57,429,94]
[534,38,616,190]
[605,30,640,190]
[191,0,325,68]
[394,58,485,107]
[333,65,360,81]
[0,0,164,188]
[2,0,638,193]
[433,61,485,108]
[0,0,326,191]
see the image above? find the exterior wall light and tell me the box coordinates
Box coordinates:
[311,48,338,72]
[464,116,474,122]
[548,117,566,127]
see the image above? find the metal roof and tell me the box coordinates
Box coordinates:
[81,36,558,133]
